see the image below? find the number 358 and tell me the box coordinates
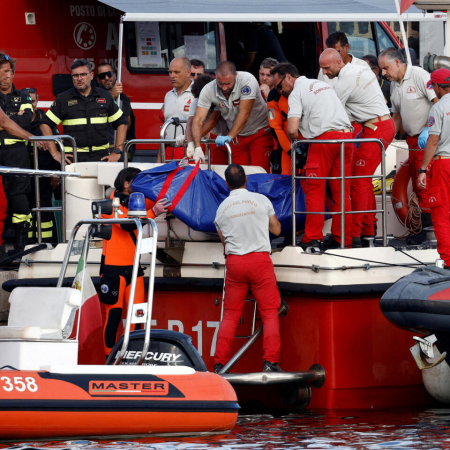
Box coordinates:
[1,376,38,392]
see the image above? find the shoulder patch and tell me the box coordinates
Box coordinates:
[13,97,21,102]
[241,86,251,95]
[428,116,435,127]
[68,100,78,107]
[268,109,276,120]
[427,83,434,90]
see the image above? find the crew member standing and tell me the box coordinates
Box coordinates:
[0,53,34,253]
[193,61,273,172]
[319,49,395,248]
[40,59,128,164]
[418,69,450,267]
[379,48,438,244]
[214,164,282,373]
[160,57,194,162]
[272,62,353,250]
[100,167,168,357]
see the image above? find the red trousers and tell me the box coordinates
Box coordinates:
[351,118,395,238]
[0,178,6,246]
[406,134,433,212]
[429,158,450,266]
[215,252,281,365]
[213,127,274,172]
[301,130,354,246]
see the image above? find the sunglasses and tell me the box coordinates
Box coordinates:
[277,75,286,90]
[97,70,115,80]
[0,54,10,61]
[24,87,37,93]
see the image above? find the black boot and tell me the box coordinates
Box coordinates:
[406,213,433,245]
[13,222,29,253]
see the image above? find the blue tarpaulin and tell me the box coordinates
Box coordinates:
[131,162,308,237]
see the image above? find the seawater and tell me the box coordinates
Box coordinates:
[3,408,450,449]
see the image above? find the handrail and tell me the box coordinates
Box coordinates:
[292,138,387,249]
[30,135,78,243]
[57,217,158,366]
[123,138,232,169]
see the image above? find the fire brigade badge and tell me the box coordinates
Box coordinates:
[428,116,435,127]
[241,86,251,95]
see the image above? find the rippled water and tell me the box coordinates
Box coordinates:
[3,408,450,449]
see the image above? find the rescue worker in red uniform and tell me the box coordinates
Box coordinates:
[214,164,282,373]
[100,167,168,356]
[418,69,450,267]
[272,63,353,250]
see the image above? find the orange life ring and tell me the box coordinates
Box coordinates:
[391,159,411,228]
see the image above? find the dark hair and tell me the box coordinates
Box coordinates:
[216,61,236,77]
[70,59,92,72]
[97,62,113,71]
[270,62,300,78]
[436,82,450,89]
[190,59,205,69]
[191,75,214,98]
[379,48,406,65]
[0,51,16,72]
[325,31,348,49]
[225,164,246,189]
[260,57,279,70]
[114,167,141,192]
[362,54,379,70]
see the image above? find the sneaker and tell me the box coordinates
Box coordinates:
[263,360,284,372]
[300,239,322,253]
[214,363,224,374]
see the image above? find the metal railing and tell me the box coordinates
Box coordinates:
[158,117,233,168]
[30,135,78,243]
[292,138,387,249]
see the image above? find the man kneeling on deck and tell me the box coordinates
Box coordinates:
[213,164,283,373]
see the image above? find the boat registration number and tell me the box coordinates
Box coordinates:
[0,376,38,392]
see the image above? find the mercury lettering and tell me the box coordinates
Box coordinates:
[119,351,183,362]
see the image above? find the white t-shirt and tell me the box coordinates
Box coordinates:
[334,63,390,123]
[188,97,228,136]
[163,84,194,138]
[428,93,450,157]
[391,65,436,137]
[198,71,269,136]
[214,188,275,255]
[318,53,370,87]
[287,77,351,139]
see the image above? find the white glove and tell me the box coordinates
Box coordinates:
[175,134,186,147]
[186,141,195,158]
[193,147,205,163]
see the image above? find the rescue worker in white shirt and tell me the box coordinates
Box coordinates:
[379,47,438,245]
[189,59,205,80]
[192,61,274,172]
[319,49,395,248]
[418,69,450,268]
[272,62,353,250]
[159,57,194,163]
[214,164,282,373]
[259,57,278,100]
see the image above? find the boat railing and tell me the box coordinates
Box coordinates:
[158,117,233,168]
[58,217,158,365]
[292,138,387,249]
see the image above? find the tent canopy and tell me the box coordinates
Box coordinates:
[98,0,445,22]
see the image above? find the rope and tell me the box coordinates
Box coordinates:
[392,247,426,266]
[65,191,105,202]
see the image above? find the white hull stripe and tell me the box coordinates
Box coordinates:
[38,101,163,110]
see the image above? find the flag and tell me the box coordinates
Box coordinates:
[71,253,105,365]
[400,0,415,14]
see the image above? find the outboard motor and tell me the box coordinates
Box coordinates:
[381,266,450,403]
[106,329,207,372]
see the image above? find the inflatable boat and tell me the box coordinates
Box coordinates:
[0,214,238,440]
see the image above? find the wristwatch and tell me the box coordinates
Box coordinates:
[418,168,427,174]
[112,148,122,154]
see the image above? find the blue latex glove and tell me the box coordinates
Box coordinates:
[215,135,232,146]
[354,129,363,149]
[418,127,429,149]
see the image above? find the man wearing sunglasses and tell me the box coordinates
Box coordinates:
[96,63,136,161]
[40,59,128,164]
[0,52,35,254]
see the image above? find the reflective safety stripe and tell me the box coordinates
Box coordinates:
[3,139,27,145]
[46,110,62,125]
[19,104,33,111]
[64,144,110,153]
[12,214,32,224]
[91,117,108,124]
[108,109,123,123]
[62,118,88,126]
[29,230,52,238]
[41,220,53,229]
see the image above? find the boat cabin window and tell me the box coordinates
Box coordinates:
[125,22,219,73]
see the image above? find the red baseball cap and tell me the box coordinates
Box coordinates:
[427,68,450,88]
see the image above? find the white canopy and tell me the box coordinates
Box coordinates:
[98,0,445,22]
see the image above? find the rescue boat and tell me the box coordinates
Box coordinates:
[0,203,239,440]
